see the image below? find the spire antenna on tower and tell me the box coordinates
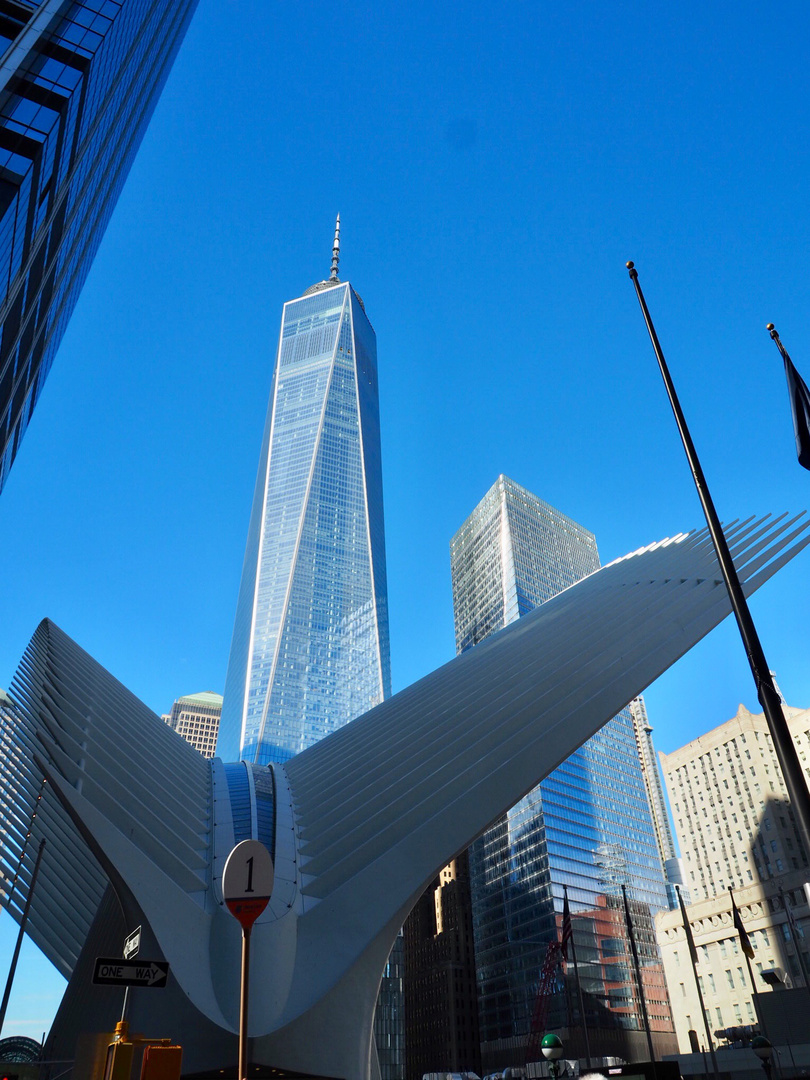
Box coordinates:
[330,213,340,280]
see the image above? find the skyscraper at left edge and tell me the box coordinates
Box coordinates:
[219,219,401,1078]
[0,0,199,492]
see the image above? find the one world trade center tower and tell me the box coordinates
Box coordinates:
[219,218,391,764]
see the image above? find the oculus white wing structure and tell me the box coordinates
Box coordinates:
[0,514,807,1079]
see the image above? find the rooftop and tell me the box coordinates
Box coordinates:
[176,691,223,709]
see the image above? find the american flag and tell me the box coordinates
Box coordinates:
[730,888,755,960]
[561,888,573,961]
[768,325,810,470]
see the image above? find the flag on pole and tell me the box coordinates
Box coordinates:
[768,324,810,470]
[783,353,810,470]
[780,885,800,940]
[675,885,720,1072]
[676,885,700,967]
[561,888,573,960]
[730,888,755,959]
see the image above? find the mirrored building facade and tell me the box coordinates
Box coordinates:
[452,475,676,1066]
[219,241,391,765]
[0,0,199,492]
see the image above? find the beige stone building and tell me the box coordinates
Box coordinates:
[655,703,810,1051]
[656,869,810,1049]
[163,690,222,758]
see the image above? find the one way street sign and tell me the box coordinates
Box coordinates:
[93,957,169,988]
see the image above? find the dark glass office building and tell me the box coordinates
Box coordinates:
[0,0,199,492]
[404,853,481,1080]
[452,476,677,1068]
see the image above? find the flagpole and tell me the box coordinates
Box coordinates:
[563,884,592,1069]
[746,942,768,1037]
[621,885,656,1066]
[626,263,810,861]
[729,888,766,1036]
[777,884,810,1002]
[739,920,776,1077]
[676,886,720,1079]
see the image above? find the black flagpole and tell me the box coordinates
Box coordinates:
[563,884,592,1069]
[677,886,720,1079]
[730,887,770,1043]
[626,262,810,859]
[621,885,656,1066]
[778,884,810,1001]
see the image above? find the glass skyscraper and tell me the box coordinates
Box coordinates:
[220,221,399,1077]
[0,0,199,493]
[452,475,675,1067]
[219,219,391,765]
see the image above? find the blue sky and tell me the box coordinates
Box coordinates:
[2,0,810,1040]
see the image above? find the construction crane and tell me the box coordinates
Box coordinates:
[524,940,564,1067]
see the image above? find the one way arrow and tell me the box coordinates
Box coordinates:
[143,963,165,986]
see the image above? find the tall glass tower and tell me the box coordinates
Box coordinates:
[452,476,675,1067]
[220,220,399,1079]
[0,0,199,493]
[219,216,392,764]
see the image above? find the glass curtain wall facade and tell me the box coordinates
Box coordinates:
[0,0,199,492]
[219,275,391,765]
[452,475,675,1068]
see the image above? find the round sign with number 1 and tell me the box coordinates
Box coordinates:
[222,839,274,931]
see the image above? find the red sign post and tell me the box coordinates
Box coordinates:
[222,840,274,1080]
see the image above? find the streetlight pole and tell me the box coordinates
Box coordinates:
[752,1036,773,1080]
[0,839,46,1035]
[541,1033,564,1080]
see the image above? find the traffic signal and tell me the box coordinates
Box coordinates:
[140,1044,182,1080]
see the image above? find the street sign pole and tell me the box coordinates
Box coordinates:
[120,926,141,1023]
[222,840,274,1080]
[239,926,251,1080]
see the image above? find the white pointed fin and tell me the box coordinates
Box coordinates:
[287,513,810,921]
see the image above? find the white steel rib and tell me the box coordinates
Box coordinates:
[0,513,806,1080]
[1,620,211,978]
[288,514,809,906]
